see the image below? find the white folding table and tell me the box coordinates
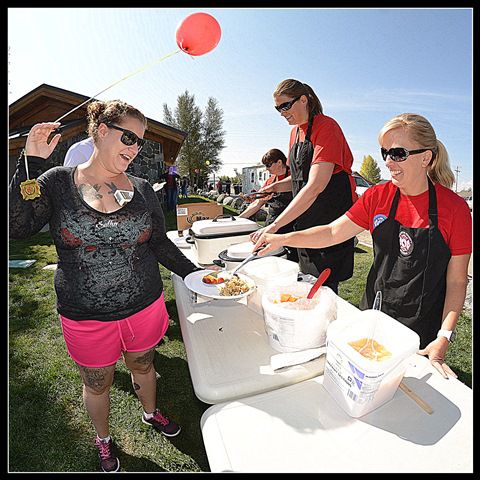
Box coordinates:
[168,230,473,473]
[171,272,361,404]
[168,229,359,404]
[200,354,473,473]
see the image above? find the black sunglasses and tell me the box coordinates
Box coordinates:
[380,147,431,163]
[263,159,279,168]
[274,96,301,113]
[105,123,146,151]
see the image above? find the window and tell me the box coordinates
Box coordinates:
[354,176,371,188]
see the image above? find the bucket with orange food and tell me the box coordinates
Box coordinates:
[323,309,420,417]
[261,281,337,353]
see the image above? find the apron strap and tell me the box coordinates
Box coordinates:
[292,127,300,160]
[292,118,314,163]
[427,177,438,227]
[388,187,401,219]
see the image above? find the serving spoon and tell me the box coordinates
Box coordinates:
[306,268,332,299]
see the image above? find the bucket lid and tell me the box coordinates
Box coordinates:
[243,256,300,276]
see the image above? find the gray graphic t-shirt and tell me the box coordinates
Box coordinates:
[10,156,197,321]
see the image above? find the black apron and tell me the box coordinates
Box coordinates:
[265,171,295,234]
[359,178,451,348]
[265,171,298,262]
[289,117,354,282]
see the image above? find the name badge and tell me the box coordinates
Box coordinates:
[20,179,41,200]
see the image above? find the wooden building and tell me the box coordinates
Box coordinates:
[8,83,187,183]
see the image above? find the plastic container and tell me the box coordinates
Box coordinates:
[188,216,260,265]
[261,281,337,353]
[242,257,299,316]
[322,309,420,417]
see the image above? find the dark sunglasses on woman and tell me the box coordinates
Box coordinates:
[263,159,280,168]
[274,96,302,113]
[105,123,146,151]
[381,147,432,162]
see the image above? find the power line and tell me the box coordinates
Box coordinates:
[454,166,461,192]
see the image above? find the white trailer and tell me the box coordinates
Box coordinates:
[242,165,270,193]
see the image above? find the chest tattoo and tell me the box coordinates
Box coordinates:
[78,183,103,201]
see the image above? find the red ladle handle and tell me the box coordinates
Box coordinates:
[306,268,332,299]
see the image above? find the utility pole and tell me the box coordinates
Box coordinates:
[454,166,460,192]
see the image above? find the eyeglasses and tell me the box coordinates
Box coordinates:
[105,123,146,152]
[274,96,301,113]
[380,147,431,163]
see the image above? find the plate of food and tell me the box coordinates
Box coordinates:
[183,270,256,300]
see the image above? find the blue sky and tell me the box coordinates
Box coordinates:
[8,8,473,190]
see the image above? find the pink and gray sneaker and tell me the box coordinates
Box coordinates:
[94,436,120,473]
[142,409,181,437]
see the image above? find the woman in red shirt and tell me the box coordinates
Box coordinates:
[253,113,471,378]
[239,148,293,229]
[251,79,358,293]
[240,148,298,262]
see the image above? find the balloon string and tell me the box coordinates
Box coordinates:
[54,48,182,123]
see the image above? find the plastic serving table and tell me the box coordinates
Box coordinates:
[168,230,359,404]
[200,354,473,473]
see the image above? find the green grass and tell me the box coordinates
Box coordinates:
[9,235,210,472]
[9,196,472,472]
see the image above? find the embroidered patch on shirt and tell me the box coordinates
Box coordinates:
[373,214,387,229]
[399,231,414,256]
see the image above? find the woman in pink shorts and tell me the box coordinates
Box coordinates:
[9,100,200,472]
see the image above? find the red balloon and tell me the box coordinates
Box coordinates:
[176,12,221,56]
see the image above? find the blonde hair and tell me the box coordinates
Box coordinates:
[378,113,454,188]
[87,100,147,141]
[273,79,323,118]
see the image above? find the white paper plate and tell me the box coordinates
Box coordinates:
[183,270,256,300]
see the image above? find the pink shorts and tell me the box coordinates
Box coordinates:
[60,294,169,368]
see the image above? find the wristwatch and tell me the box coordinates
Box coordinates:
[437,329,456,343]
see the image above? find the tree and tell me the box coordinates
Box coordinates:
[163,90,202,185]
[201,97,225,176]
[359,155,381,184]
[163,90,225,187]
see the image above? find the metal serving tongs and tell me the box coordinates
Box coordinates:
[242,191,272,199]
[240,191,274,203]
[359,291,382,360]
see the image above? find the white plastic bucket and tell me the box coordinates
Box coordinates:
[261,282,337,353]
[323,309,420,417]
[242,257,299,316]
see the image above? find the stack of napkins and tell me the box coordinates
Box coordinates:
[270,346,326,371]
